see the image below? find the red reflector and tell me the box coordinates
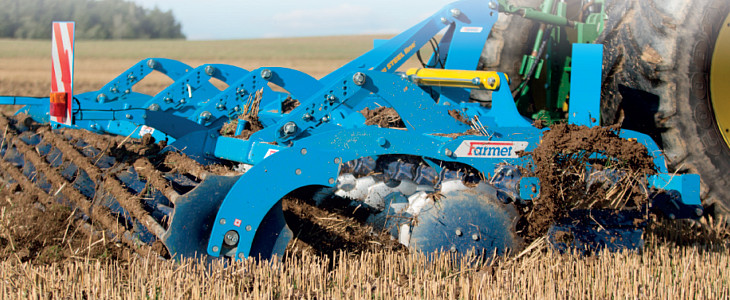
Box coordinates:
[50,92,67,117]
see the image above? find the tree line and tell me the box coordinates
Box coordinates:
[0,0,185,39]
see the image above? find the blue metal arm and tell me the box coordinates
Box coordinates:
[248,71,471,145]
[96,58,192,103]
[0,96,48,106]
[190,67,323,126]
[321,0,497,85]
[141,64,248,119]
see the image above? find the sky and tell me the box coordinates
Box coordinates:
[131,0,456,40]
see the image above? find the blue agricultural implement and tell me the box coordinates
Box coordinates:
[0,0,720,261]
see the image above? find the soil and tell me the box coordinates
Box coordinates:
[448,109,471,125]
[219,119,238,136]
[281,96,300,114]
[0,182,134,265]
[0,112,403,265]
[219,115,264,140]
[219,96,297,139]
[237,115,264,140]
[432,129,482,139]
[360,107,405,128]
[519,123,657,239]
[0,113,224,263]
[282,194,405,259]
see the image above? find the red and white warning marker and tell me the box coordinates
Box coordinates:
[50,22,75,125]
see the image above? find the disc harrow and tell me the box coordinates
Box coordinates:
[0,0,708,261]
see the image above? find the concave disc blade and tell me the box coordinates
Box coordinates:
[162,174,241,260]
[409,188,522,255]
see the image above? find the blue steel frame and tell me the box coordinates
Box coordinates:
[205,63,702,259]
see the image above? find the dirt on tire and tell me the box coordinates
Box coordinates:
[599,0,730,221]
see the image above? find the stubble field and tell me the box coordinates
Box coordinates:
[0,37,728,299]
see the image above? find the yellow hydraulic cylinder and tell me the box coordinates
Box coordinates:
[405,68,505,90]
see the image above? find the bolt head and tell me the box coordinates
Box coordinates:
[472,77,481,85]
[444,148,453,157]
[282,122,298,135]
[96,93,108,103]
[471,233,479,241]
[219,218,226,225]
[352,72,367,86]
[302,113,313,121]
[127,73,136,81]
[212,246,219,253]
[205,65,216,76]
[695,207,704,217]
[238,253,245,260]
[200,111,212,121]
[147,59,157,69]
[148,104,161,111]
[668,213,676,220]
[245,225,252,231]
[450,8,461,18]
[455,229,463,236]
[487,77,497,86]
[261,69,273,80]
[321,115,330,122]
[164,97,173,103]
[125,114,132,120]
[441,17,449,24]
[377,137,388,147]
[488,1,498,9]
[450,245,457,253]
[223,230,239,246]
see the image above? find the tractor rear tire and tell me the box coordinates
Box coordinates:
[474,0,540,102]
[598,0,730,220]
